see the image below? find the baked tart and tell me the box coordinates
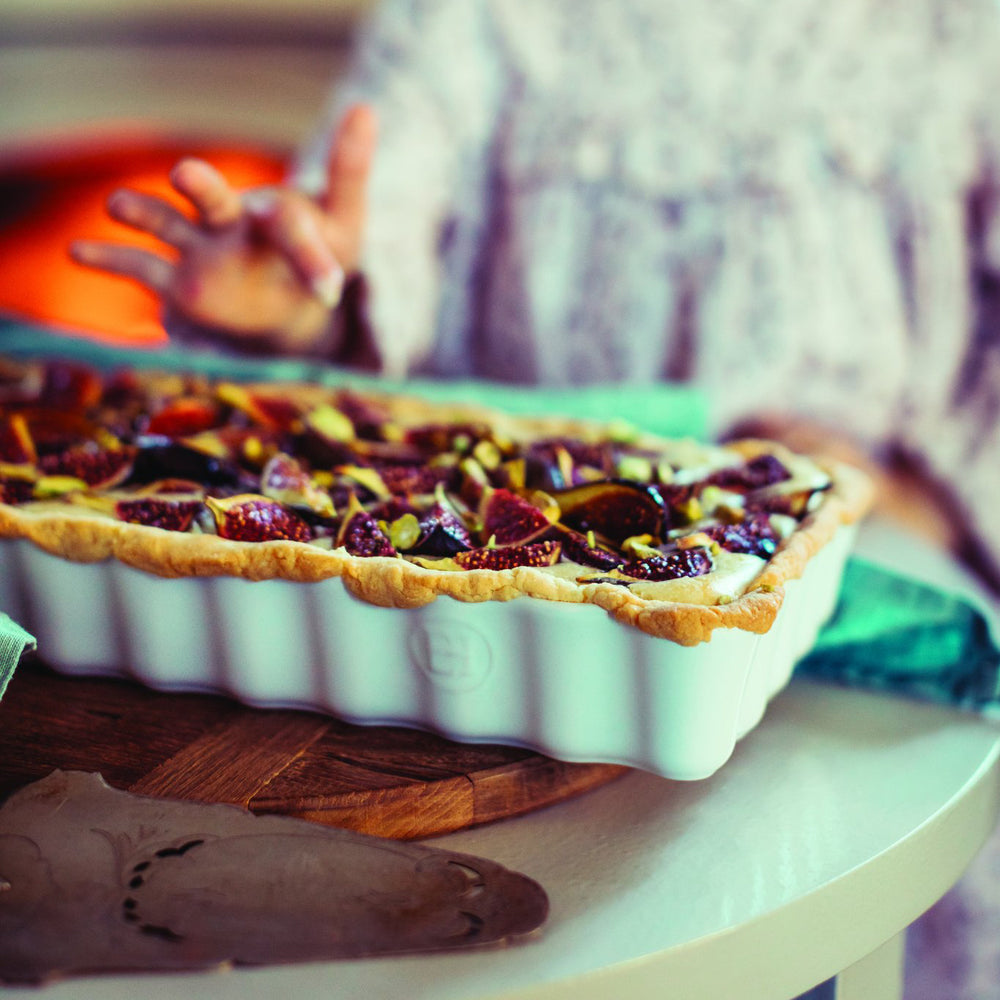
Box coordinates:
[0,356,872,647]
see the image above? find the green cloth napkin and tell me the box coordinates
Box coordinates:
[0,613,35,701]
[0,322,709,441]
[794,558,1000,710]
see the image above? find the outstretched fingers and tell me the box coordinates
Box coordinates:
[170,158,244,227]
[69,240,176,296]
[105,189,198,249]
[322,103,378,248]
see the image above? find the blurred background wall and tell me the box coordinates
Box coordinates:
[0,0,376,152]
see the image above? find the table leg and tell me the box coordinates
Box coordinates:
[793,933,905,1000]
[832,932,905,1000]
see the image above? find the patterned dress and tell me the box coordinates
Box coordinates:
[296,4,1000,995]
[296,0,1000,575]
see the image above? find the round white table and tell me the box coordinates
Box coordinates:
[7,676,999,1000]
[5,520,999,1000]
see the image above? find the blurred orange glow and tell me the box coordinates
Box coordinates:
[0,131,286,344]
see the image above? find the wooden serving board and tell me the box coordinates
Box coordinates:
[0,659,627,839]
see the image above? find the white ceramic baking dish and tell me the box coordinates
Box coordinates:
[0,522,854,780]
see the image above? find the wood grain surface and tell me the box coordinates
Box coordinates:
[0,659,628,839]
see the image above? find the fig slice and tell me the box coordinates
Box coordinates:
[333,464,391,502]
[115,497,204,532]
[455,540,562,571]
[702,513,780,558]
[413,501,474,556]
[547,524,620,571]
[405,422,490,455]
[580,547,713,584]
[0,479,34,505]
[130,437,246,489]
[745,485,828,518]
[552,480,665,544]
[0,464,37,505]
[216,382,301,431]
[616,547,713,581]
[335,495,397,557]
[13,407,110,455]
[261,452,334,518]
[206,494,312,543]
[378,463,456,497]
[38,444,136,490]
[706,454,791,491]
[480,488,557,546]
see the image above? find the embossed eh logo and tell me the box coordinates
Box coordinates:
[408,623,493,692]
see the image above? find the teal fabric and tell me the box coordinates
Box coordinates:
[0,613,35,700]
[2,318,999,712]
[0,321,710,442]
[795,558,1000,710]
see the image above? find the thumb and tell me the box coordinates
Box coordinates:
[322,103,378,252]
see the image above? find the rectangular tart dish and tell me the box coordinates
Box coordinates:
[0,356,873,779]
[0,525,854,780]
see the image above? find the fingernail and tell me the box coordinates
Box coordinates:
[311,266,345,309]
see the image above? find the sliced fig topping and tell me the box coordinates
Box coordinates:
[353,438,427,464]
[331,390,390,439]
[206,494,312,543]
[457,457,491,507]
[146,398,221,437]
[480,488,555,546]
[525,438,613,489]
[707,454,790,492]
[745,486,826,518]
[115,498,203,532]
[616,547,713,581]
[702,513,780,558]
[333,464,391,501]
[524,442,574,491]
[14,407,107,456]
[367,496,419,523]
[405,423,488,455]
[0,472,35,505]
[378,463,455,497]
[38,445,135,489]
[455,540,562,571]
[656,482,706,529]
[553,480,665,544]
[260,452,333,517]
[129,437,246,489]
[216,383,300,431]
[0,353,834,592]
[552,526,622,570]
[336,501,397,558]
[413,502,473,556]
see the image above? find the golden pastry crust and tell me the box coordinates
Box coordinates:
[0,375,874,647]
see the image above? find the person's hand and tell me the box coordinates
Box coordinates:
[70,104,378,357]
